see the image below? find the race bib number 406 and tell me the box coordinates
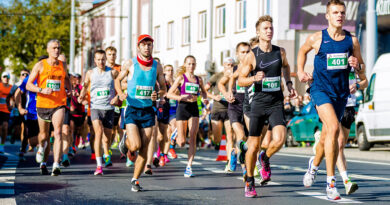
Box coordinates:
[185,83,199,94]
[262,76,281,92]
[327,53,348,70]
[135,85,153,99]
[46,79,61,91]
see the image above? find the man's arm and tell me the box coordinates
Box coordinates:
[115,60,131,101]
[281,48,297,97]
[198,77,209,104]
[63,62,72,96]
[218,70,233,102]
[156,63,167,99]
[78,70,91,103]
[351,36,368,90]
[297,32,320,82]
[167,76,183,101]
[238,51,258,87]
[26,61,43,93]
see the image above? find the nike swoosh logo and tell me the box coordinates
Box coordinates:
[260,59,280,69]
[324,41,330,43]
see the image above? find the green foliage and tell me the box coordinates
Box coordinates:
[0,0,74,75]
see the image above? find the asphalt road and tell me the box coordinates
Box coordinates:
[1,142,390,205]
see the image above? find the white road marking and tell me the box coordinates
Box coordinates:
[296,192,363,204]
[0,152,18,205]
[179,161,202,165]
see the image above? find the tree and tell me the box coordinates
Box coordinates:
[0,0,74,75]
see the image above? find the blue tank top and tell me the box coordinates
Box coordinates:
[127,57,157,108]
[19,76,37,120]
[312,29,353,100]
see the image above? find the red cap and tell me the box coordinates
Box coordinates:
[137,34,154,45]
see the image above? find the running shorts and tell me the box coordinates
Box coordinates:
[211,111,229,122]
[341,106,355,129]
[176,101,199,121]
[124,106,155,129]
[310,90,347,122]
[91,109,115,129]
[249,106,285,136]
[37,106,65,122]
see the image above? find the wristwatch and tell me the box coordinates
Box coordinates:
[356,83,360,90]
[38,88,42,93]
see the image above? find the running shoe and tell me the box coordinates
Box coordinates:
[144,165,153,175]
[156,147,161,158]
[19,152,26,162]
[237,140,247,164]
[327,178,341,200]
[94,166,103,176]
[104,155,113,167]
[61,159,70,167]
[344,178,359,195]
[259,151,271,186]
[168,148,177,159]
[51,167,61,176]
[159,156,165,167]
[111,141,119,149]
[312,130,321,154]
[244,182,257,198]
[109,149,112,156]
[230,150,237,172]
[303,156,318,187]
[164,155,170,163]
[126,157,134,167]
[184,167,194,177]
[131,179,142,192]
[36,149,44,163]
[153,157,160,168]
[68,147,75,157]
[119,133,128,155]
[0,144,4,154]
[90,153,96,160]
[127,151,137,163]
[40,164,49,175]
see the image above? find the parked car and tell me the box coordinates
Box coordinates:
[356,53,390,151]
[286,100,358,147]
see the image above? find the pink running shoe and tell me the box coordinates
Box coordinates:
[244,182,257,198]
[94,166,103,176]
[259,151,271,186]
[164,155,170,163]
[156,147,161,158]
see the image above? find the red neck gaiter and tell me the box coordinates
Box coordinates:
[137,54,153,67]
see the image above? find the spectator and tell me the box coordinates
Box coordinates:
[283,96,294,121]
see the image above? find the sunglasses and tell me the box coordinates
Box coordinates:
[21,73,29,77]
[2,76,9,79]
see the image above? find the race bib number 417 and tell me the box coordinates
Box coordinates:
[135,86,153,99]
[327,53,348,70]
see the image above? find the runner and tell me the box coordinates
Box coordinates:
[238,15,296,197]
[115,34,167,191]
[297,0,367,200]
[0,71,14,153]
[78,49,119,175]
[167,55,208,177]
[206,58,235,172]
[220,42,251,176]
[26,39,71,176]
[15,67,39,162]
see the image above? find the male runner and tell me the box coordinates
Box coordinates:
[238,15,295,197]
[297,0,367,200]
[78,49,119,174]
[220,42,251,175]
[0,71,14,153]
[115,34,166,192]
[27,39,71,176]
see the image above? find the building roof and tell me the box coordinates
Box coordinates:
[80,0,110,15]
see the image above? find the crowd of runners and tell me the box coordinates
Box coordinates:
[0,0,368,201]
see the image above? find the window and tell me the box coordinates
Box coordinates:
[182,16,191,45]
[216,5,226,36]
[365,73,376,102]
[167,21,174,49]
[236,0,247,31]
[198,11,207,41]
[154,26,161,52]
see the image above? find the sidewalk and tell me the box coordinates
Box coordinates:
[279,146,390,163]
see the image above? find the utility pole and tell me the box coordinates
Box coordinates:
[366,0,378,77]
[70,0,76,72]
[128,0,133,58]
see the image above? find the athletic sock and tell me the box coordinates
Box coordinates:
[52,162,60,168]
[340,171,349,182]
[62,154,69,161]
[246,176,255,185]
[327,176,336,186]
[311,164,319,172]
[131,178,137,183]
[169,144,174,149]
[96,157,103,167]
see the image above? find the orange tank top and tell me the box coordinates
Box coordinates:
[113,64,121,72]
[36,59,67,108]
[0,83,12,113]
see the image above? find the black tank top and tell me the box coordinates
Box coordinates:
[250,45,284,108]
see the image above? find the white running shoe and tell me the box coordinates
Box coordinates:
[303,156,317,187]
[327,179,341,200]
[36,148,45,163]
[344,178,359,195]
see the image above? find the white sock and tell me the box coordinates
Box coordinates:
[53,162,60,168]
[38,141,47,152]
[340,171,349,182]
[153,152,158,158]
[327,176,336,187]
[311,165,319,172]
[131,178,137,182]
[40,162,46,166]
[96,157,103,167]
[186,165,191,169]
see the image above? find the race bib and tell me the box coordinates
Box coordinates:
[185,82,199,94]
[327,53,348,70]
[46,79,61,91]
[262,76,281,92]
[95,88,110,99]
[114,106,120,113]
[135,85,153,99]
[236,80,245,93]
[169,99,177,107]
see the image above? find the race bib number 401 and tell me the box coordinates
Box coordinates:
[46,79,61,91]
[262,76,281,92]
[135,85,153,99]
[185,83,199,94]
[95,88,110,99]
[327,53,348,70]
